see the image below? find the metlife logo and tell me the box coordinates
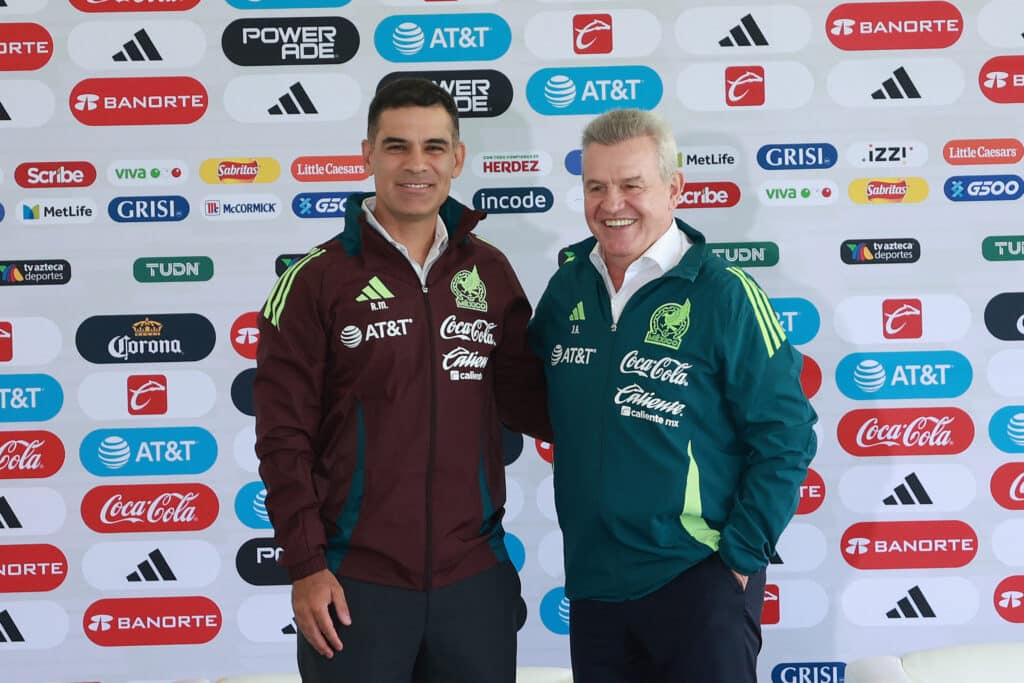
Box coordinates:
[291,192,350,219]
[108,195,189,223]
[79,427,217,476]
[375,14,511,62]
[944,175,1023,202]
[526,66,662,116]
[835,351,972,401]
[19,198,97,224]
[756,143,837,170]
[222,17,359,67]
[378,70,513,119]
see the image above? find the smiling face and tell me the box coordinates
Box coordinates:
[361,104,465,234]
[582,135,684,278]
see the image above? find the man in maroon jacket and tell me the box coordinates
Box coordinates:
[254,79,550,682]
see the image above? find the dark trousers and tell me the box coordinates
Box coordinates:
[297,561,521,683]
[569,554,766,683]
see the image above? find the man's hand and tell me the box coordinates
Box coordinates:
[292,569,351,658]
[731,569,749,591]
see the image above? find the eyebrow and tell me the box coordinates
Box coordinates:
[380,136,451,147]
[585,175,644,186]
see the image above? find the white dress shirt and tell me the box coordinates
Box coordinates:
[362,196,448,286]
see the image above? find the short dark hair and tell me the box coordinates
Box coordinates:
[367,78,460,143]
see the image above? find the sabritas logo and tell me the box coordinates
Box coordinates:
[0,430,65,479]
[0,544,67,592]
[231,312,260,360]
[796,468,824,515]
[0,23,53,71]
[826,2,962,50]
[838,408,973,456]
[199,157,280,184]
[841,520,978,569]
[849,177,928,204]
[725,65,764,106]
[573,14,612,54]
[70,77,207,126]
[991,463,1024,510]
[979,56,1024,104]
[677,181,741,208]
[15,161,96,188]
[80,483,219,533]
[84,596,220,646]
[944,138,1023,165]
[291,155,367,182]
[994,576,1024,623]
[127,374,167,415]
[70,0,201,12]
[883,298,922,339]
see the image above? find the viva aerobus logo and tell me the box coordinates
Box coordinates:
[134,256,214,283]
[527,66,662,115]
[84,596,221,646]
[80,427,217,476]
[708,242,779,267]
[841,520,978,569]
[836,351,971,400]
[235,481,272,529]
[375,14,511,62]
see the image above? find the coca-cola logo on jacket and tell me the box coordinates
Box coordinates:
[0,544,67,592]
[0,431,65,479]
[80,483,218,533]
[991,463,1024,511]
[837,407,973,456]
[84,596,221,646]
[841,520,978,570]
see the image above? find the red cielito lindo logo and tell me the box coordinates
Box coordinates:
[0,544,67,592]
[69,0,201,12]
[15,161,97,188]
[979,56,1024,104]
[0,23,53,71]
[796,468,825,515]
[994,576,1024,623]
[573,13,613,54]
[882,298,922,339]
[841,520,978,569]
[0,430,65,479]
[84,596,221,646]
[826,2,962,50]
[725,66,765,106]
[991,463,1024,511]
[127,374,167,415]
[677,182,741,209]
[837,407,973,457]
[81,483,219,533]
[799,354,822,399]
[70,77,208,126]
[762,584,780,624]
[535,439,554,464]
[231,312,260,360]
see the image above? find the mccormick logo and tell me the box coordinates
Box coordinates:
[108,195,189,223]
[15,161,96,188]
[944,175,1023,202]
[841,238,920,264]
[199,158,280,184]
[70,0,201,12]
[841,520,978,569]
[0,544,67,592]
[835,351,972,400]
[990,406,1024,454]
[70,77,207,126]
[882,298,922,339]
[127,374,167,415]
[991,463,1024,510]
[80,483,219,533]
[944,138,1024,165]
[84,596,221,646]
[374,14,511,62]
[472,187,553,214]
[984,293,1024,342]
[291,155,366,182]
[79,427,217,477]
[756,143,837,170]
[995,576,1024,623]
[292,192,350,219]
[838,407,973,456]
[76,313,215,364]
[0,23,53,71]
[771,663,846,683]
[0,431,65,479]
[378,70,514,119]
[849,177,928,204]
[826,2,963,50]
[573,13,613,54]
[222,17,360,67]
[708,242,779,267]
[725,65,765,106]
[231,312,260,359]
[677,181,741,209]
[796,468,825,514]
[202,195,281,220]
[526,66,662,116]
[979,56,1024,104]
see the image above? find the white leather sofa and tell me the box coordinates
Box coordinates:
[845,642,1024,683]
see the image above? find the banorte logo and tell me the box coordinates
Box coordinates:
[826,2,963,50]
[199,158,280,185]
[70,0,201,12]
[0,430,65,479]
[231,312,260,360]
[84,596,220,646]
[291,155,367,182]
[676,181,741,209]
[70,77,207,126]
[80,483,219,533]
[991,463,1024,511]
[979,56,1024,104]
[535,439,554,464]
[0,544,67,592]
[841,520,978,569]
[0,23,53,71]
[994,576,1024,623]
[796,468,825,515]
[15,161,96,189]
[838,408,974,456]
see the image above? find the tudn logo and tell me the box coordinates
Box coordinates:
[391,22,425,55]
[544,75,576,108]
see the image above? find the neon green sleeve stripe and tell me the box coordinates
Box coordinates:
[727,266,785,347]
[263,248,324,328]
[726,267,779,357]
[680,441,721,551]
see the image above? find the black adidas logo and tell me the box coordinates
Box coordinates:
[113,29,163,63]
[0,496,22,529]
[282,621,297,635]
[0,100,11,122]
[769,551,783,565]
[0,610,25,643]
[719,14,768,47]
[871,66,921,100]
[268,82,318,116]
[883,472,933,506]
[886,585,935,619]
[126,549,177,582]
[0,1,7,7]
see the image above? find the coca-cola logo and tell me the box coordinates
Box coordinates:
[991,463,1024,510]
[0,431,65,479]
[838,408,973,456]
[841,520,978,570]
[84,596,221,646]
[796,468,825,515]
[81,483,218,533]
[439,315,497,346]
[0,544,67,592]
[618,350,691,386]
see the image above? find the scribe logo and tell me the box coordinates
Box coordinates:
[231,312,260,360]
[841,520,978,569]
[15,161,96,188]
[796,468,825,515]
[826,2,963,50]
[677,181,741,209]
[108,195,189,223]
[838,407,973,456]
[995,576,1024,623]
[378,70,513,118]
[573,13,613,54]
[291,155,367,182]
[80,483,219,533]
[944,138,1023,165]
[222,17,359,66]
[944,175,1023,202]
[979,56,1024,103]
[526,66,663,115]
[375,14,511,62]
[756,143,836,170]
[70,0,201,12]
[84,596,221,646]
[841,238,920,264]
[0,544,67,592]
[883,298,922,339]
[199,158,280,184]
[725,65,764,106]
[0,430,66,479]
[708,242,778,267]
[849,177,928,204]
[991,463,1024,510]
[127,374,167,415]
[0,260,71,287]
[70,77,207,126]
[0,23,53,71]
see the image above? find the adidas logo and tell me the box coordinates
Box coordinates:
[0,496,22,529]
[883,472,933,506]
[268,82,318,116]
[569,301,585,322]
[0,610,25,643]
[886,585,936,619]
[719,14,768,47]
[0,100,11,122]
[871,67,921,100]
[282,621,297,635]
[126,549,177,582]
[113,29,163,62]
[769,551,783,565]
[355,276,395,303]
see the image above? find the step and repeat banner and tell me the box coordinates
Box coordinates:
[3,0,1024,681]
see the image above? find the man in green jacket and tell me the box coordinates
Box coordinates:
[529,108,817,682]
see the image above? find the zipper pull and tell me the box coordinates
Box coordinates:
[422,286,428,293]
[610,323,617,332]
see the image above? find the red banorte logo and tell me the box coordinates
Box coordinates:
[866,179,908,202]
[991,463,1024,511]
[127,374,167,415]
[799,353,822,399]
[217,160,259,183]
[882,298,922,339]
[841,520,978,569]
[994,576,1024,623]
[796,468,825,515]
[0,544,67,592]
[69,0,201,12]
[979,56,1024,104]
[572,14,613,54]
[838,408,973,456]
[762,584,780,625]
[80,483,219,533]
[535,439,554,464]
[231,312,260,360]
[84,596,221,646]
[15,161,97,188]
[0,321,11,362]
[291,155,368,182]
[944,138,1024,165]
[0,430,65,479]
[0,23,53,71]
[826,2,962,50]
[677,181,742,209]
[725,66,765,107]
[70,77,208,126]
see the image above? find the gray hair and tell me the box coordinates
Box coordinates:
[581,109,678,181]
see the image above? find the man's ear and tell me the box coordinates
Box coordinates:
[669,170,685,206]
[452,140,467,179]
[361,139,373,175]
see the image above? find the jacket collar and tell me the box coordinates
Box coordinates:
[337,192,485,257]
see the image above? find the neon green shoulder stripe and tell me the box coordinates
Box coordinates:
[726,266,785,358]
[263,248,325,328]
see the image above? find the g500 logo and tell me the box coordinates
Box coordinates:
[644,300,691,350]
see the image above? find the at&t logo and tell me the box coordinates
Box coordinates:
[375,14,511,62]
[527,66,662,116]
[837,351,971,400]
[539,587,571,635]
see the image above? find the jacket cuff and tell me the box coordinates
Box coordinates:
[718,540,765,577]
[286,554,328,581]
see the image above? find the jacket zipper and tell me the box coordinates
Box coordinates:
[422,284,437,591]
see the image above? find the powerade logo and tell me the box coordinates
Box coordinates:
[225,0,350,10]
[944,175,1023,202]
[375,14,511,62]
[378,70,513,119]
[984,292,1024,341]
[291,192,350,218]
[770,297,820,345]
[80,427,217,477]
[539,586,571,635]
[236,538,289,586]
[772,662,845,683]
[527,66,662,116]
[836,351,972,400]
[990,406,1024,454]
[472,187,553,214]
[0,374,63,422]
[108,196,189,223]
[757,143,837,170]
[235,481,272,529]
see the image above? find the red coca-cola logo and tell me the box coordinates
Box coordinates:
[979,56,1024,104]
[837,408,973,456]
[81,483,218,533]
[677,181,741,209]
[69,0,201,13]
[15,161,97,188]
[994,576,1024,623]
[70,77,208,127]
[0,544,67,592]
[84,596,221,646]
[841,520,977,570]
[0,23,53,71]
[991,463,1024,511]
[535,439,554,464]
[218,161,258,182]
[796,468,825,515]
[0,431,65,479]
[800,353,821,399]
[826,2,962,51]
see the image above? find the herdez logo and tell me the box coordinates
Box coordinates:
[375,14,511,62]
[944,175,1023,202]
[75,314,216,363]
[15,161,96,188]
[838,407,973,456]
[841,238,920,264]
[841,520,977,569]
[80,427,217,476]
[235,481,272,529]
[473,152,552,178]
[70,77,207,126]
[236,538,289,586]
[979,56,1024,104]
[0,260,71,287]
[0,374,63,422]
[0,430,65,479]
[83,596,221,646]
[944,138,1023,165]
[708,242,779,267]
[984,292,1024,341]
[771,663,845,683]
[0,544,67,592]
[81,483,219,533]
[984,235,1024,262]
[677,182,741,209]
[756,143,837,170]
[991,463,1024,510]
[292,192,351,219]
[989,406,1024,454]
[108,195,189,223]
[835,351,972,400]
[291,155,366,182]
[379,70,513,119]
[222,17,359,66]
[826,2,963,50]
[0,23,53,71]
[134,256,214,283]
[70,0,201,12]
[848,177,928,204]
[527,66,662,115]
[473,187,553,214]
[199,158,280,184]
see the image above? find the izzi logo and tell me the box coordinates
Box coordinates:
[292,192,351,219]
[108,195,189,223]
[0,23,53,71]
[378,70,513,118]
[134,256,214,283]
[108,160,186,186]
[472,187,553,214]
[526,66,662,116]
[222,17,359,66]
[835,351,972,401]
[944,175,1023,202]
[849,141,928,168]
[79,427,217,476]
[235,481,272,529]
[75,314,216,364]
[984,293,1024,341]
[236,538,290,586]
[0,260,71,286]
[983,235,1024,262]
[375,14,511,62]
[0,374,63,422]
[756,143,837,170]
[841,238,920,265]
[771,663,845,683]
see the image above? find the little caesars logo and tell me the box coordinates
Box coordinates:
[451,266,488,312]
[644,300,691,350]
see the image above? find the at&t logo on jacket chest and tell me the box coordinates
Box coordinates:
[550,344,596,366]
[339,319,413,349]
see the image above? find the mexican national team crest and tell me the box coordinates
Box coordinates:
[451,266,488,312]
[644,300,691,350]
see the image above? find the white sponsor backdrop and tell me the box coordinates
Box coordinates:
[2,1,1024,681]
